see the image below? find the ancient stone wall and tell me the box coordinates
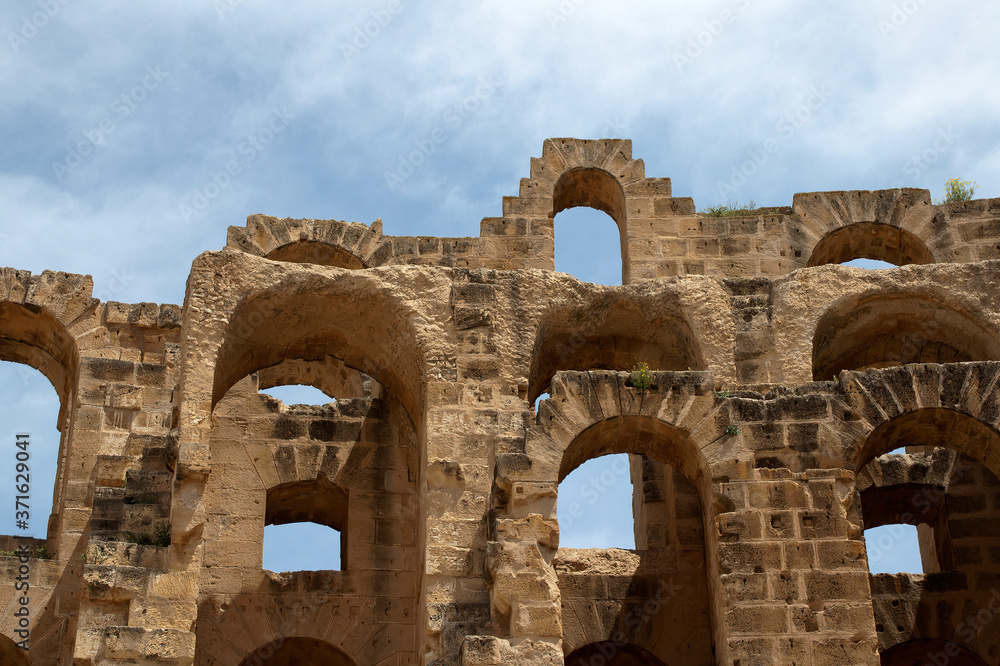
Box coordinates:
[2,139,1000,665]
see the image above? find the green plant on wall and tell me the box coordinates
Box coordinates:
[119,522,171,548]
[154,522,171,547]
[936,177,977,204]
[120,531,153,546]
[701,200,759,217]
[630,361,652,391]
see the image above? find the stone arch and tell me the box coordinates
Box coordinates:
[855,408,1000,475]
[256,356,369,401]
[518,370,729,505]
[0,270,97,556]
[527,292,706,404]
[0,301,81,427]
[833,364,1000,474]
[807,221,935,267]
[856,446,957,544]
[525,139,647,213]
[836,371,1000,659]
[850,409,1000,481]
[812,293,1000,381]
[497,138,649,280]
[266,241,367,269]
[226,215,388,268]
[565,641,666,666]
[553,167,627,225]
[206,378,418,569]
[879,638,988,665]
[491,370,731,662]
[551,415,716,663]
[792,188,942,267]
[210,278,427,423]
[852,407,1000,540]
[236,636,358,666]
[558,416,700,486]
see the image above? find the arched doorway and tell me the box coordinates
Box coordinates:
[238,637,356,666]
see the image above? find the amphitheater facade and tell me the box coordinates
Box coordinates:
[2,138,1000,665]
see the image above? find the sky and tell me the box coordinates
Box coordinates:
[3,0,996,572]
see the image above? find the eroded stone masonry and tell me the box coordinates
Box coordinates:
[2,138,1000,665]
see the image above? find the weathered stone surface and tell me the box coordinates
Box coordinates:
[3,139,1000,665]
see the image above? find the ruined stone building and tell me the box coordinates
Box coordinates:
[3,138,1000,665]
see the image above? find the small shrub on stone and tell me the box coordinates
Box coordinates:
[702,200,758,217]
[630,362,652,391]
[936,177,977,204]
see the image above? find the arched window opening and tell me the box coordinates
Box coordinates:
[265,240,366,269]
[263,522,341,572]
[555,417,714,665]
[0,361,60,543]
[558,454,634,550]
[264,480,347,573]
[811,296,1000,381]
[552,167,629,284]
[239,637,357,666]
[807,222,934,267]
[554,207,623,286]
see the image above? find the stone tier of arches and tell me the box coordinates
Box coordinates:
[222,139,1000,282]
